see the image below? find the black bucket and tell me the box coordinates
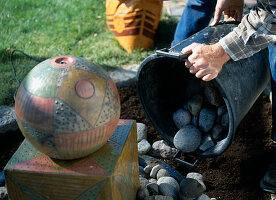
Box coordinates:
[136,22,270,161]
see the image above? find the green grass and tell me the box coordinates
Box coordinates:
[0,0,177,105]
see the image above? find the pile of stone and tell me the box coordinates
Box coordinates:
[137,123,177,159]
[137,160,216,200]
[173,82,229,153]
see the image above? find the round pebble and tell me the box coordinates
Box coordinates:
[150,140,177,159]
[140,166,149,178]
[186,172,206,191]
[197,194,211,200]
[157,168,170,180]
[211,124,225,140]
[144,165,153,175]
[149,178,158,184]
[188,94,203,116]
[173,125,202,153]
[140,176,150,188]
[137,187,149,200]
[198,108,216,132]
[179,178,205,199]
[173,109,192,129]
[138,139,151,155]
[146,182,159,195]
[137,122,147,142]
[157,177,180,199]
[150,164,163,178]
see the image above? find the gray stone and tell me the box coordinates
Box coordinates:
[138,139,151,155]
[149,140,177,159]
[0,106,18,134]
[140,166,149,178]
[199,134,215,151]
[198,108,216,132]
[179,178,205,199]
[197,194,211,200]
[157,168,170,180]
[221,112,229,127]
[203,82,224,106]
[188,94,203,116]
[192,115,199,127]
[173,125,202,153]
[146,182,159,195]
[0,187,8,200]
[150,164,163,178]
[186,172,206,191]
[137,122,147,142]
[137,186,150,200]
[149,178,157,184]
[109,67,137,87]
[211,124,225,141]
[157,177,180,200]
[145,195,174,200]
[140,176,150,188]
[173,109,191,129]
[144,165,153,175]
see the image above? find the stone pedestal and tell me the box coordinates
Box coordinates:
[4,120,139,200]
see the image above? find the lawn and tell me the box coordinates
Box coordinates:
[0,0,177,105]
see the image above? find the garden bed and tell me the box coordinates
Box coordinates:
[0,84,275,200]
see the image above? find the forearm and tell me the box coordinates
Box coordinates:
[219,0,276,61]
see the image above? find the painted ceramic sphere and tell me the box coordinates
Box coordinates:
[15,56,121,160]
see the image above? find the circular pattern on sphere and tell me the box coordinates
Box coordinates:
[15,55,120,160]
[75,80,95,99]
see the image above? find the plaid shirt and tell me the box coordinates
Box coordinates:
[219,0,276,61]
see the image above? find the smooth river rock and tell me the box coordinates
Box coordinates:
[188,94,203,116]
[138,139,151,155]
[137,122,147,142]
[173,109,192,129]
[198,108,216,132]
[173,125,202,153]
[157,177,180,200]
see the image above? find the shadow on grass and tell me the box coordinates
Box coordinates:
[153,15,178,50]
[0,49,48,64]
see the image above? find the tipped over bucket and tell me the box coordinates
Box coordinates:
[136,22,270,158]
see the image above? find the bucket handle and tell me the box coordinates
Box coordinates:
[156,48,191,61]
[173,150,202,169]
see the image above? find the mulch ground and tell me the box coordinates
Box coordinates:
[1,84,275,200]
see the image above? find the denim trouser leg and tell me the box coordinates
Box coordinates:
[269,44,276,141]
[171,0,217,46]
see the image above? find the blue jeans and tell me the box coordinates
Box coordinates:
[172,0,276,140]
[171,0,217,46]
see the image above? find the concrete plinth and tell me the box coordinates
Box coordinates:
[4,119,139,200]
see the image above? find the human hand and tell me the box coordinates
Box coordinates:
[181,43,230,81]
[210,0,244,26]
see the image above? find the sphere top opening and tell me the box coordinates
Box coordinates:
[51,56,76,68]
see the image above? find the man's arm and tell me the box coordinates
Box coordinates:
[182,0,276,81]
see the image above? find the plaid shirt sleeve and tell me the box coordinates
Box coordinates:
[219,0,276,61]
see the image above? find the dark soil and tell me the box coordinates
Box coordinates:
[119,85,276,200]
[1,84,275,200]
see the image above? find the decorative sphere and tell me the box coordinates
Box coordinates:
[15,56,121,160]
